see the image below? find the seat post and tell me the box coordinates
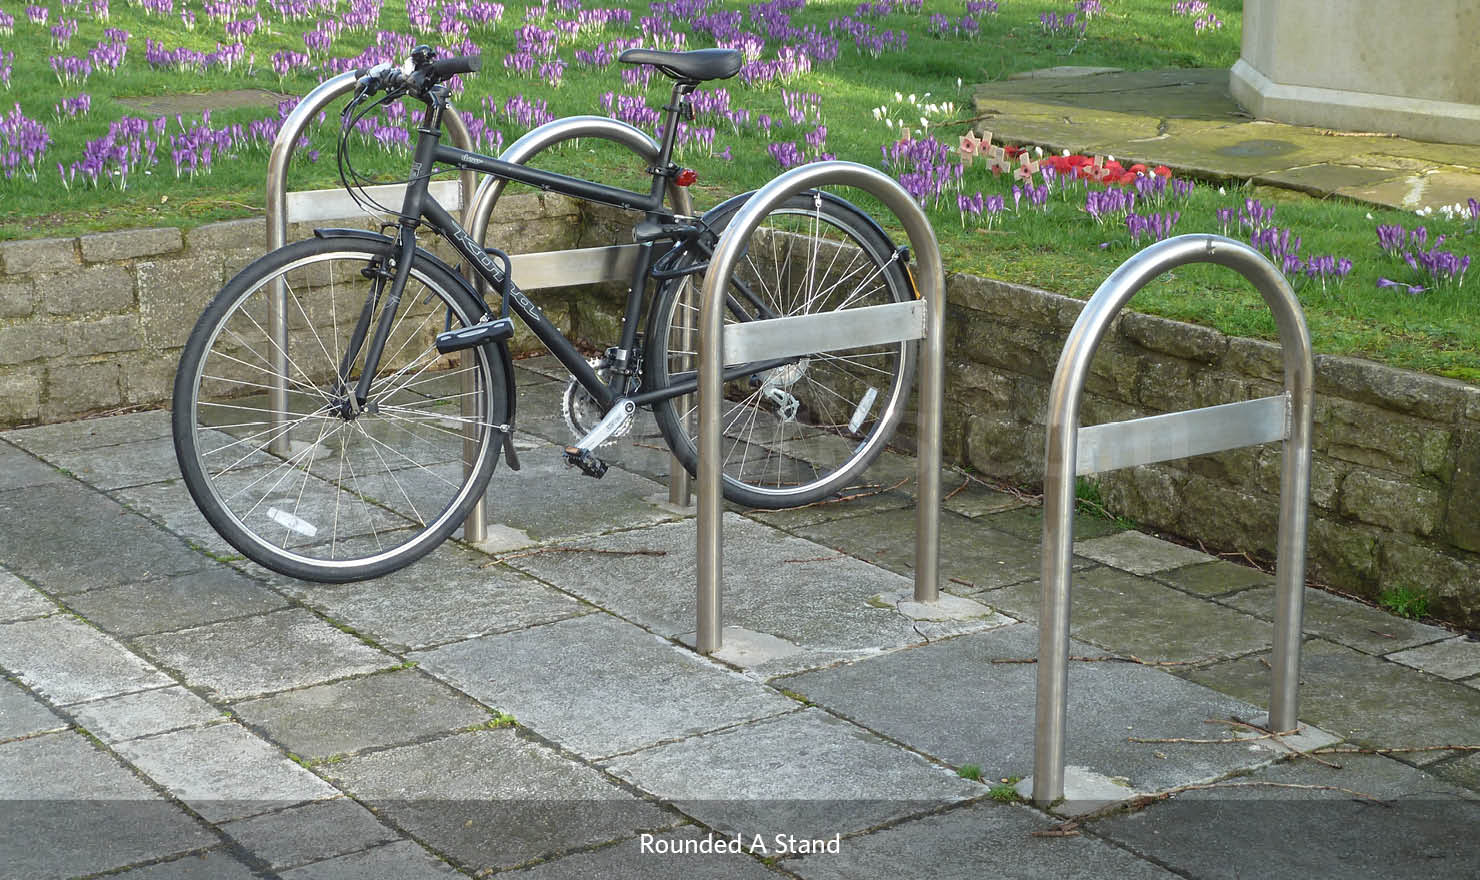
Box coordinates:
[648,80,695,202]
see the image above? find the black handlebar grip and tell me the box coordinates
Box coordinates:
[427,55,482,80]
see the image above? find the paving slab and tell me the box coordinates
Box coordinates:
[503,826,781,879]
[280,840,463,879]
[971,503,1127,542]
[1072,531,1215,575]
[231,668,492,760]
[412,613,796,759]
[114,722,340,822]
[787,506,1053,591]
[106,850,261,880]
[0,567,57,621]
[0,677,68,739]
[112,477,244,559]
[0,731,216,880]
[476,443,680,544]
[2,409,173,452]
[1223,585,1453,655]
[323,728,678,873]
[70,685,225,743]
[1385,636,1480,680]
[220,797,401,871]
[1091,754,1480,880]
[1256,162,1408,197]
[969,569,1272,663]
[602,708,983,839]
[1180,638,1480,766]
[742,486,914,530]
[778,624,1278,794]
[65,566,289,637]
[1150,559,1275,597]
[134,608,398,701]
[272,542,587,651]
[0,483,207,594]
[789,800,1176,879]
[0,441,67,491]
[508,514,1000,676]
[43,435,187,490]
[1428,752,1480,793]
[0,614,174,705]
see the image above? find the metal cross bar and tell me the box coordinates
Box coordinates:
[1076,394,1289,476]
[722,300,927,365]
[1033,234,1314,806]
[695,161,947,655]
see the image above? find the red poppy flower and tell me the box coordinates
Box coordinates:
[1153,165,1172,178]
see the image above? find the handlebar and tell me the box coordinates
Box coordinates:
[351,47,482,104]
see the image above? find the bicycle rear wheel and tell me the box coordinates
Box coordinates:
[646,191,917,509]
[172,236,508,582]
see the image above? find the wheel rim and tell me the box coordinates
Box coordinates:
[660,201,913,503]
[181,247,497,574]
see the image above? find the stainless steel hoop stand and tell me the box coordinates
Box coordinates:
[695,161,946,654]
[458,117,697,542]
[1032,234,1315,806]
[263,72,476,456]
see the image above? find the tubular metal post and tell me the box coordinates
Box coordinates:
[459,117,694,541]
[696,161,945,653]
[264,72,474,456]
[1032,235,1314,805]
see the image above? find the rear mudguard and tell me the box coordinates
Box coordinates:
[312,227,519,467]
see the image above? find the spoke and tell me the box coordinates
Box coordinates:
[354,420,427,527]
[285,268,346,384]
[206,343,328,400]
[353,424,463,490]
[366,296,445,394]
[230,298,337,405]
[284,409,335,549]
[201,412,331,462]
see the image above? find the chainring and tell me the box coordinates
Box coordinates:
[562,357,635,445]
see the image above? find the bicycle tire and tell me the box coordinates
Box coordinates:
[645,190,918,509]
[172,236,509,582]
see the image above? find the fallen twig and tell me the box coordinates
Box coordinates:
[784,554,847,564]
[1127,780,1388,809]
[748,476,910,513]
[990,655,1214,667]
[1311,744,1480,756]
[483,546,667,566]
[1030,820,1080,838]
[944,478,969,501]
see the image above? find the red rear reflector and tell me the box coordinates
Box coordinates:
[675,169,698,186]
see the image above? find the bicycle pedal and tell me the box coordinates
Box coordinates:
[435,317,514,354]
[562,447,608,479]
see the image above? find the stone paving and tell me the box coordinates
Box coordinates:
[1,360,1477,879]
[972,68,1480,212]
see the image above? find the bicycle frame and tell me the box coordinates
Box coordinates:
[343,78,792,419]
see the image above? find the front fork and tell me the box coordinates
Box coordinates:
[334,223,419,416]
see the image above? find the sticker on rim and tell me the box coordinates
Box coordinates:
[848,387,879,435]
[267,507,318,538]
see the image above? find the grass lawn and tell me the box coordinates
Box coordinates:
[2,0,1477,380]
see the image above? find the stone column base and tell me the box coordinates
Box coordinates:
[1230,60,1480,146]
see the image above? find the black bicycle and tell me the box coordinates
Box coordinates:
[172,45,918,582]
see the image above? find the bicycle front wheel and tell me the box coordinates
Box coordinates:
[172,236,509,582]
[646,191,917,509]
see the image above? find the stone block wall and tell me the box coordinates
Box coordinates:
[0,193,586,425]
[942,273,1480,628]
[3,203,1476,626]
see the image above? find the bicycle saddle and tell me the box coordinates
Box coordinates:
[618,48,743,83]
